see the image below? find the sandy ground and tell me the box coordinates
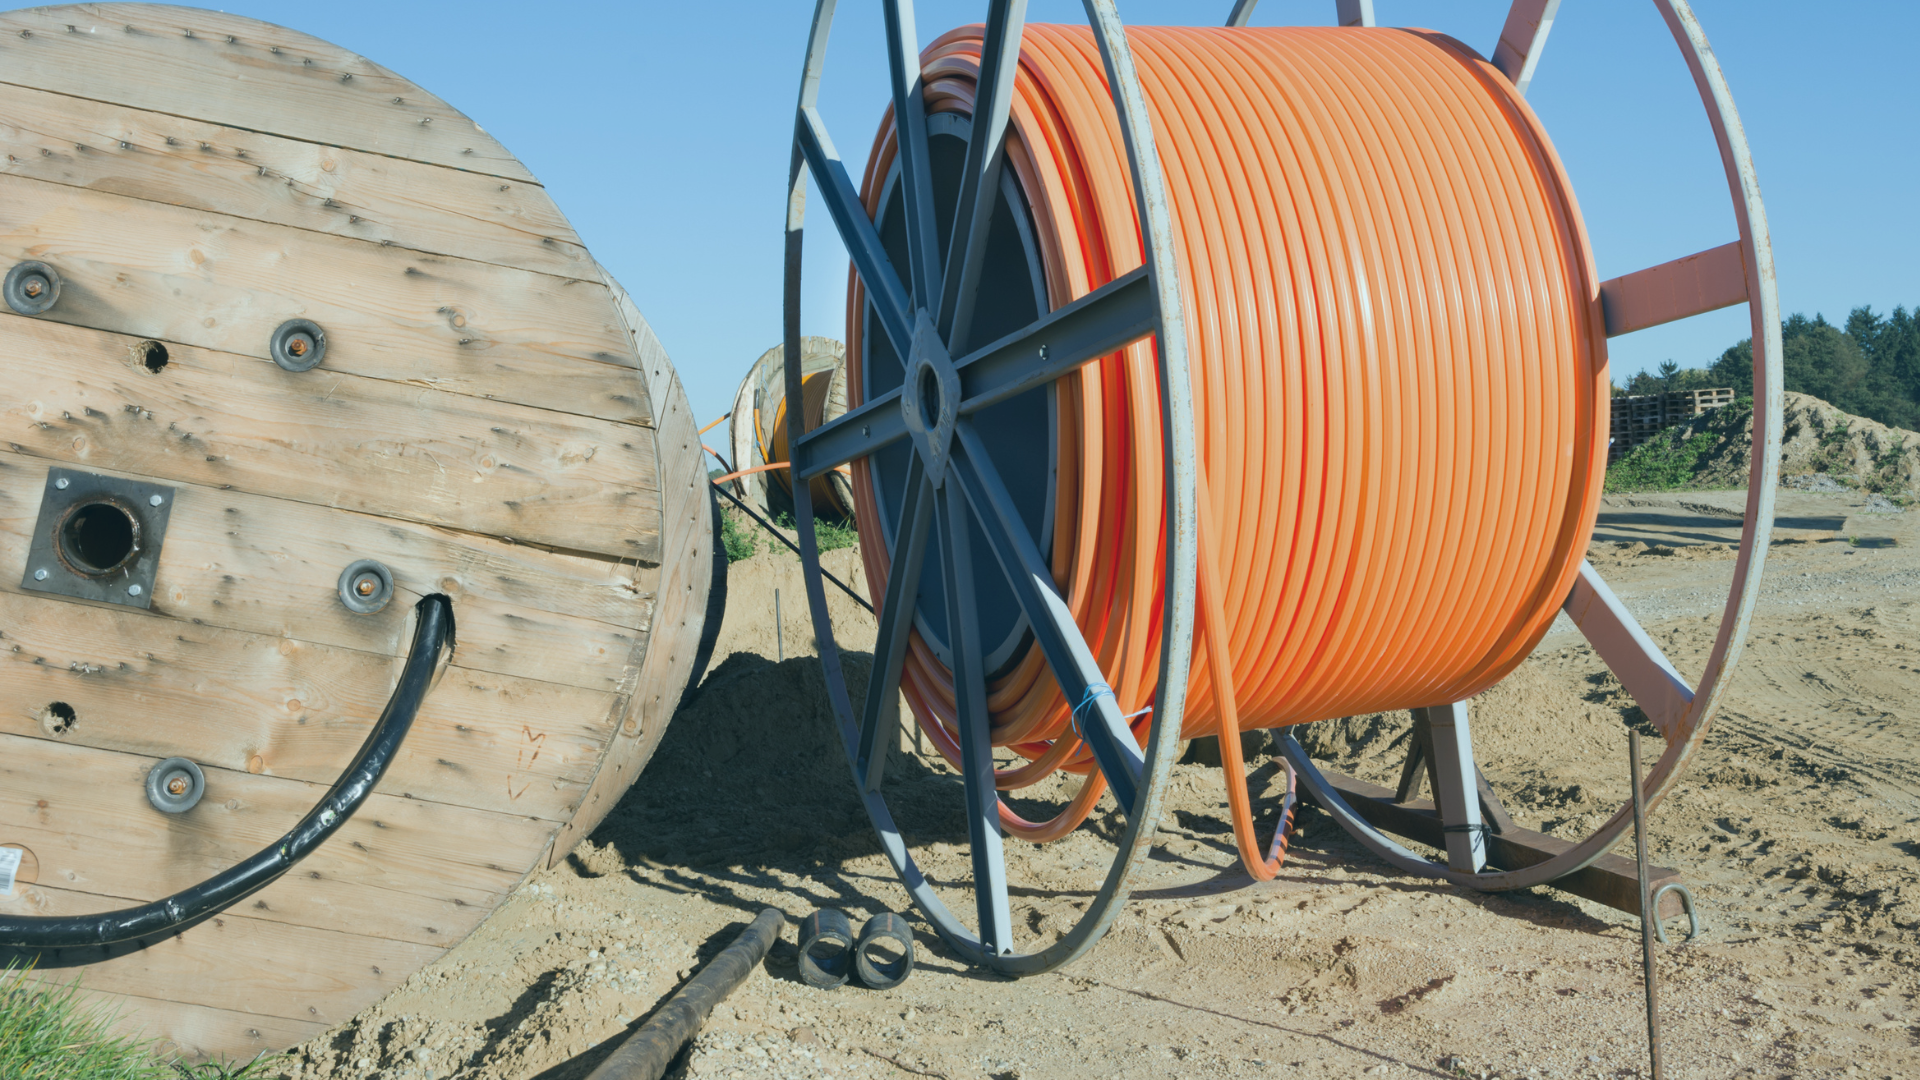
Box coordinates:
[268,487,1920,1080]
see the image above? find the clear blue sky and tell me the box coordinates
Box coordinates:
[31,2,1917,435]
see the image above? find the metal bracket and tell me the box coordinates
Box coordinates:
[21,468,176,610]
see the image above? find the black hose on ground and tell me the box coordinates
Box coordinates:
[585,907,786,1080]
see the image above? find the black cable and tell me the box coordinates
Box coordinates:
[0,595,455,949]
[585,907,785,1080]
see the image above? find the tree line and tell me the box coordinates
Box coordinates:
[1615,305,1920,431]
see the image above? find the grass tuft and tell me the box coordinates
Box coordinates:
[0,962,277,1079]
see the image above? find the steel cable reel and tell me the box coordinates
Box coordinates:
[783,0,1779,976]
[785,0,1198,976]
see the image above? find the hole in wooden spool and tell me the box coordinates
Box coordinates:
[60,502,138,574]
[40,701,75,736]
[138,339,169,373]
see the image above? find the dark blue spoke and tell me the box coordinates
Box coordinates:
[954,266,1153,414]
[948,424,1143,813]
[857,454,935,792]
[1225,0,1258,26]
[882,0,941,306]
[938,478,1012,956]
[935,0,1027,353]
[796,106,915,359]
[793,386,908,481]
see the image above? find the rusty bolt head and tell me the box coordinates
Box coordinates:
[22,278,44,298]
[167,775,190,796]
[287,337,309,357]
[356,575,378,597]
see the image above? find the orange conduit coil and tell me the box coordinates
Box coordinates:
[765,369,857,520]
[846,25,1607,878]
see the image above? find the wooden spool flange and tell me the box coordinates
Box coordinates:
[0,4,712,1061]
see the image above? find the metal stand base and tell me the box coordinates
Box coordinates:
[1304,762,1689,920]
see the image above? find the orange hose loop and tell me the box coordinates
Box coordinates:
[710,461,792,486]
[847,25,1607,873]
[698,412,732,437]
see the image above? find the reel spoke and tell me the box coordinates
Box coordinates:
[792,386,907,481]
[856,454,936,792]
[1224,0,1257,28]
[1563,561,1695,741]
[949,423,1144,812]
[937,476,1014,956]
[882,0,941,306]
[936,0,1028,353]
[796,106,915,358]
[1492,0,1562,97]
[1336,0,1376,29]
[1599,240,1748,337]
[954,266,1155,415]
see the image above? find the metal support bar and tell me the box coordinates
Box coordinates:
[1600,240,1748,337]
[1335,0,1375,28]
[1564,562,1694,739]
[1417,702,1486,873]
[1301,761,1690,919]
[1492,0,1562,96]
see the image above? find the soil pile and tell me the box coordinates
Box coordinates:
[1663,391,1919,495]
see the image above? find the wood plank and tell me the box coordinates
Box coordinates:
[0,735,540,946]
[549,277,716,863]
[0,314,661,560]
[90,991,323,1065]
[0,884,443,1025]
[0,588,617,821]
[1599,240,1748,338]
[1306,765,1688,920]
[0,81,589,277]
[0,173,653,427]
[0,4,533,183]
[0,452,653,692]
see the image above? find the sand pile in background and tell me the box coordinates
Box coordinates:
[1671,391,1919,495]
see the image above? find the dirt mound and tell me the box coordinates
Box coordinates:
[1662,391,1919,496]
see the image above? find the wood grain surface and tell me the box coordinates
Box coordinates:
[0,4,708,1062]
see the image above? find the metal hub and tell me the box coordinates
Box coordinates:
[899,311,961,486]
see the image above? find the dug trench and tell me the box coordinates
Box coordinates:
[268,488,1920,1080]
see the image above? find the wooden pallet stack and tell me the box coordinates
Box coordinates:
[1608,387,1736,460]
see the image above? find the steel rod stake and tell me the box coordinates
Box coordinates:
[1630,729,1665,1080]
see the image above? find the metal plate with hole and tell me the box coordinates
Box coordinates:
[21,468,175,610]
[270,317,327,372]
[3,260,61,315]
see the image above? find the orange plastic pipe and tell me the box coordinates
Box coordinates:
[845,25,1607,874]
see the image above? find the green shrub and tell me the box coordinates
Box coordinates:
[1605,429,1720,493]
[770,510,859,554]
[720,508,758,563]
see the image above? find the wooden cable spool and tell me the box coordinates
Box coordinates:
[726,337,856,522]
[0,4,712,1059]
[783,0,1779,975]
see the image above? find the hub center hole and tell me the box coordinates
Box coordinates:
[918,365,943,428]
[61,502,138,575]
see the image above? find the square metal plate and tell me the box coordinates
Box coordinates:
[20,467,175,610]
